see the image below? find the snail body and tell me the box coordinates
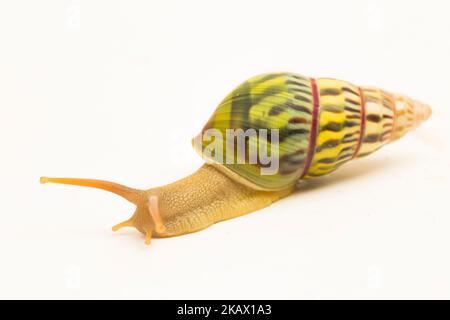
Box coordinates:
[41,72,431,246]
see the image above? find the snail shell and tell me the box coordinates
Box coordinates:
[194,73,431,191]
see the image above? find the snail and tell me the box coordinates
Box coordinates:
[40,73,431,246]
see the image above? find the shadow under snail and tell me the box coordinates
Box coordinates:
[40,73,431,246]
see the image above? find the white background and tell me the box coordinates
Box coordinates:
[1,0,449,299]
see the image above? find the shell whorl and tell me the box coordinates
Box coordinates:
[194,73,431,190]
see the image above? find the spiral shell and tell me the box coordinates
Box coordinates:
[194,73,431,191]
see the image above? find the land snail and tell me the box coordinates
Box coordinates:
[41,73,431,246]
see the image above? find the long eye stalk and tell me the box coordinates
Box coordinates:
[39,177,144,205]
